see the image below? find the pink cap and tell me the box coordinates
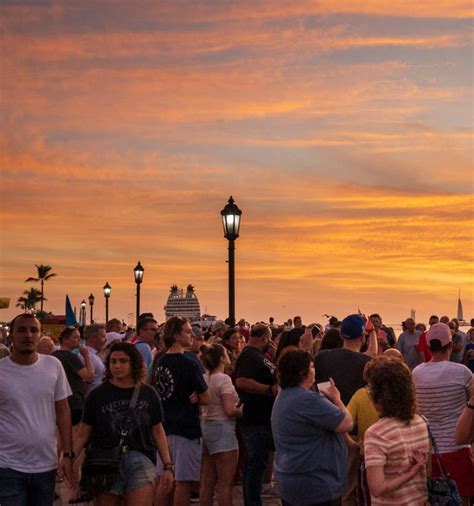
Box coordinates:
[427,323,451,347]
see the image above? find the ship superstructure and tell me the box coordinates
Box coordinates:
[164,284,201,321]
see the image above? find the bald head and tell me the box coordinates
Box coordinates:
[383,348,403,361]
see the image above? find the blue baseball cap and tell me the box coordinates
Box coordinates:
[340,314,366,340]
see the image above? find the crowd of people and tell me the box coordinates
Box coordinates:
[0,310,473,506]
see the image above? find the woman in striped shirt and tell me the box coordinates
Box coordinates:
[363,356,430,505]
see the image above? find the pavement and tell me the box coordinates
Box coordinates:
[55,481,282,505]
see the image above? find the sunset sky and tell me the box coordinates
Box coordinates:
[1,1,473,327]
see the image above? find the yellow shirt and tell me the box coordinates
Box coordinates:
[347,387,379,454]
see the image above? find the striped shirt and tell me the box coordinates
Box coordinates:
[412,361,471,453]
[364,415,429,505]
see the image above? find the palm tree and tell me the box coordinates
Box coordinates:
[16,288,46,312]
[25,264,57,312]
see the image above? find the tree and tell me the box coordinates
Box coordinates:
[16,288,46,312]
[25,264,57,312]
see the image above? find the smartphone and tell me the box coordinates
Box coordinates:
[317,381,331,395]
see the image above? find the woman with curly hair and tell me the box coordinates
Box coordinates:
[363,356,429,505]
[73,341,173,505]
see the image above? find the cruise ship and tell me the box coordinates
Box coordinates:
[164,284,201,321]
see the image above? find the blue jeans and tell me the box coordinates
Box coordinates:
[240,424,274,506]
[0,467,56,506]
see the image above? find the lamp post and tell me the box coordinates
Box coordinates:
[220,196,242,327]
[88,293,95,324]
[103,282,111,324]
[133,261,144,329]
[80,300,86,326]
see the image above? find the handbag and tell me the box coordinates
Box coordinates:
[79,384,141,499]
[423,418,462,506]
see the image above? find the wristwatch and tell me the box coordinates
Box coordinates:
[63,452,75,459]
[163,462,174,472]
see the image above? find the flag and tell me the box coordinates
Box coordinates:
[65,295,77,326]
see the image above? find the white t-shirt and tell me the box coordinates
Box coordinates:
[412,360,472,453]
[0,354,72,472]
[202,371,238,421]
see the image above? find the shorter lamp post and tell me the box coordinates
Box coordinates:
[80,300,86,326]
[88,293,95,324]
[134,261,144,329]
[220,196,242,327]
[103,282,111,324]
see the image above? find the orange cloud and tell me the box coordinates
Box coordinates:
[1,1,472,325]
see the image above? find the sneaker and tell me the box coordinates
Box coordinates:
[190,491,200,503]
[261,482,279,498]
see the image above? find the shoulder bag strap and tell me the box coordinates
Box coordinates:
[129,383,141,409]
[118,384,142,448]
[421,415,449,478]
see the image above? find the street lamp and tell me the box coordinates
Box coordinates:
[103,282,111,324]
[88,293,95,324]
[134,261,144,328]
[220,196,242,327]
[80,300,86,326]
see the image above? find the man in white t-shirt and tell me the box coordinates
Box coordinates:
[0,313,74,505]
[412,322,473,501]
[396,318,421,369]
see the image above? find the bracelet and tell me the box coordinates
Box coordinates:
[63,451,75,459]
[467,402,474,410]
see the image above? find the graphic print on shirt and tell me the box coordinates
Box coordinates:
[154,366,175,399]
[101,399,150,436]
[263,357,276,375]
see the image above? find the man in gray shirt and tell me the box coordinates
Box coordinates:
[396,317,421,369]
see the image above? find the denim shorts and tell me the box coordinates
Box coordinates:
[108,451,156,496]
[202,419,238,455]
[156,435,202,482]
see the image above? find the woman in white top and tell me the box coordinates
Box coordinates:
[200,344,242,506]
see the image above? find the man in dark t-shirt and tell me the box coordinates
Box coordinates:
[315,314,375,506]
[53,327,94,425]
[153,353,207,439]
[235,324,277,506]
[152,317,210,506]
[315,315,374,404]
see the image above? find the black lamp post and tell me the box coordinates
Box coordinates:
[220,196,242,327]
[103,282,111,324]
[80,300,86,326]
[134,261,144,328]
[88,293,95,324]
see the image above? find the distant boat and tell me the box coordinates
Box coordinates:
[457,289,467,326]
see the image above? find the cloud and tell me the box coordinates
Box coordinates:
[1,0,472,324]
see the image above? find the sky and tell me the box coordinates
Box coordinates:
[1,0,473,327]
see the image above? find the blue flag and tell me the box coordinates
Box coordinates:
[65,295,77,326]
